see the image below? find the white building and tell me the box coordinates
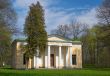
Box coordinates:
[12,35,82,69]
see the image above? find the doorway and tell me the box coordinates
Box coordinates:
[50,54,54,67]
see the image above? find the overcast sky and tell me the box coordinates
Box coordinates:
[13,0,103,36]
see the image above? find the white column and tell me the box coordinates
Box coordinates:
[56,47,58,68]
[35,48,39,68]
[34,56,36,68]
[66,47,68,67]
[48,45,50,68]
[45,47,47,68]
[59,46,61,68]
[36,57,39,68]
[56,55,58,68]
[70,46,72,67]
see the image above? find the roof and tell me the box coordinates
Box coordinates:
[13,35,81,44]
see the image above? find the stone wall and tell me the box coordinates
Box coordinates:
[71,44,82,68]
[15,42,26,69]
[12,41,34,69]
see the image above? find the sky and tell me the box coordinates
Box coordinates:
[13,0,103,36]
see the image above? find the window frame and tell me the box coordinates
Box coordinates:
[72,54,77,65]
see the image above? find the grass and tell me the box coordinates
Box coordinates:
[0,68,110,76]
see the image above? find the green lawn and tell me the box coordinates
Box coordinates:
[0,68,110,76]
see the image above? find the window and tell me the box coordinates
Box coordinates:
[23,53,26,65]
[72,55,76,65]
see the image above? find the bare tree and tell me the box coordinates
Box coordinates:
[51,21,88,40]
[69,21,88,40]
[97,0,110,25]
[51,24,69,38]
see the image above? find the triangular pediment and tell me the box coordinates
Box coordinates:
[48,35,71,42]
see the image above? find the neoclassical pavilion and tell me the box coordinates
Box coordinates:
[12,35,82,69]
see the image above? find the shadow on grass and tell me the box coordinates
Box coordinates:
[0,73,37,76]
[83,68,110,71]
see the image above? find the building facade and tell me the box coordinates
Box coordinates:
[12,35,82,69]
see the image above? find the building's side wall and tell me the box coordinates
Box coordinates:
[16,42,26,69]
[12,41,34,69]
[71,44,82,68]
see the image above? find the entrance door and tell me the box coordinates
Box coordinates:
[50,54,54,67]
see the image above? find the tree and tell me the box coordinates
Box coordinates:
[24,1,47,69]
[69,21,87,40]
[51,24,69,38]
[97,0,110,25]
[81,26,100,65]
[0,0,17,34]
[0,25,11,66]
[0,0,17,66]
[82,0,110,67]
[51,21,87,40]
[94,25,110,67]
[96,0,110,67]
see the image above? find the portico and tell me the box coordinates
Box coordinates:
[44,44,72,68]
